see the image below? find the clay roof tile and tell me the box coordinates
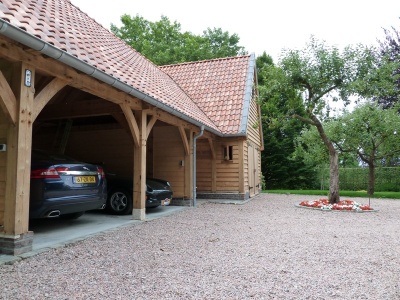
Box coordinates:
[0,0,254,135]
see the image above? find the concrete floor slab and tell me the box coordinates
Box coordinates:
[0,205,189,265]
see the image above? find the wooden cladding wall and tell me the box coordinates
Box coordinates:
[0,151,4,226]
[243,141,249,193]
[33,126,135,178]
[246,96,263,191]
[216,140,240,192]
[153,126,186,198]
[66,128,134,178]
[247,96,262,149]
[197,138,242,193]
[196,139,212,191]
[0,111,7,225]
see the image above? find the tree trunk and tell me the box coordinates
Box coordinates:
[367,162,375,197]
[312,116,340,204]
[328,149,340,204]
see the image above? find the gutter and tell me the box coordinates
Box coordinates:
[192,125,204,207]
[0,19,235,137]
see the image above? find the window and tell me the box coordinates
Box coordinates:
[224,145,233,161]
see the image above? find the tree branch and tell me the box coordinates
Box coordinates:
[314,85,339,102]
[292,114,317,126]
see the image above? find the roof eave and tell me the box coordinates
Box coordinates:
[238,53,256,134]
[0,19,223,136]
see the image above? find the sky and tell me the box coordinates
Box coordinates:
[70,0,400,62]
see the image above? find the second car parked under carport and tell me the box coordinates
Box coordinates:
[105,175,173,215]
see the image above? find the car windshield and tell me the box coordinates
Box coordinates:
[147,179,168,189]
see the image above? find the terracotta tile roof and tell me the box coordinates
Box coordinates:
[161,56,254,134]
[0,0,255,135]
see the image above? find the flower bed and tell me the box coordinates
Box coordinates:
[298,199,375,212]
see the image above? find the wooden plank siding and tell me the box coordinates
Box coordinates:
[67,128,134,178]
[216,143,240,192]
[196,138,240,193]
[34,126,135,178]
[196,139,212,191]
[246,89,263,194]
[0,151,5,226]
[247,96,262,147]
[153,126,186,198]
[243,141,249,193]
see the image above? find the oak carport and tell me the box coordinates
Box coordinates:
[0,37,197,255]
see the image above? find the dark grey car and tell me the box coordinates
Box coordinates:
[29,150,107,219]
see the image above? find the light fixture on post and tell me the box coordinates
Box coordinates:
[24,69,32,87]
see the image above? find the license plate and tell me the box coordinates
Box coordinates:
[74,176,96,184]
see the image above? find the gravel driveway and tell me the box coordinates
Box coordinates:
[1,194,399,299]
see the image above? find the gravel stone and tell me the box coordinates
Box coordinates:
[1,194,399,299]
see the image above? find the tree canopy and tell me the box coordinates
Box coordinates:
[295,102,400,195]
[377,26,400,108]
[261,37,399,203]
[331,102,400,195]
[111,15,247,65]
[257,52,317,189]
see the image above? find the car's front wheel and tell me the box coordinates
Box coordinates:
[107,189,132,215]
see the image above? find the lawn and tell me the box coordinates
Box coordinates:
[264,190,400,199]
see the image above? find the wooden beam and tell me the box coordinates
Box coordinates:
[146,114,157,139]
[71,75,142,110]
[132,110,147,220]
[0,39,214,137]
[120,103,140,147]
[147,107,198,132]
[178,126,190,156]
[32,77,68,121]
[0,38,142,110]
[0,70,17,125]
[4,62,34,235]
[207,137,216,159]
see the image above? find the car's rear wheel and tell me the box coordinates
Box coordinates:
[107,189,132,215]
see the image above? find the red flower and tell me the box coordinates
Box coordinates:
[299,199,374,211]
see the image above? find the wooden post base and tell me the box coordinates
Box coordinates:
[0,232,34,255]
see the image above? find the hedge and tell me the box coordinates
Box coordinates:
[319,167,400,192]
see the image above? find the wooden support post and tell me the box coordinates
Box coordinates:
[120,104,146,220]
[132,111,147,220]
[1,63,34,255]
